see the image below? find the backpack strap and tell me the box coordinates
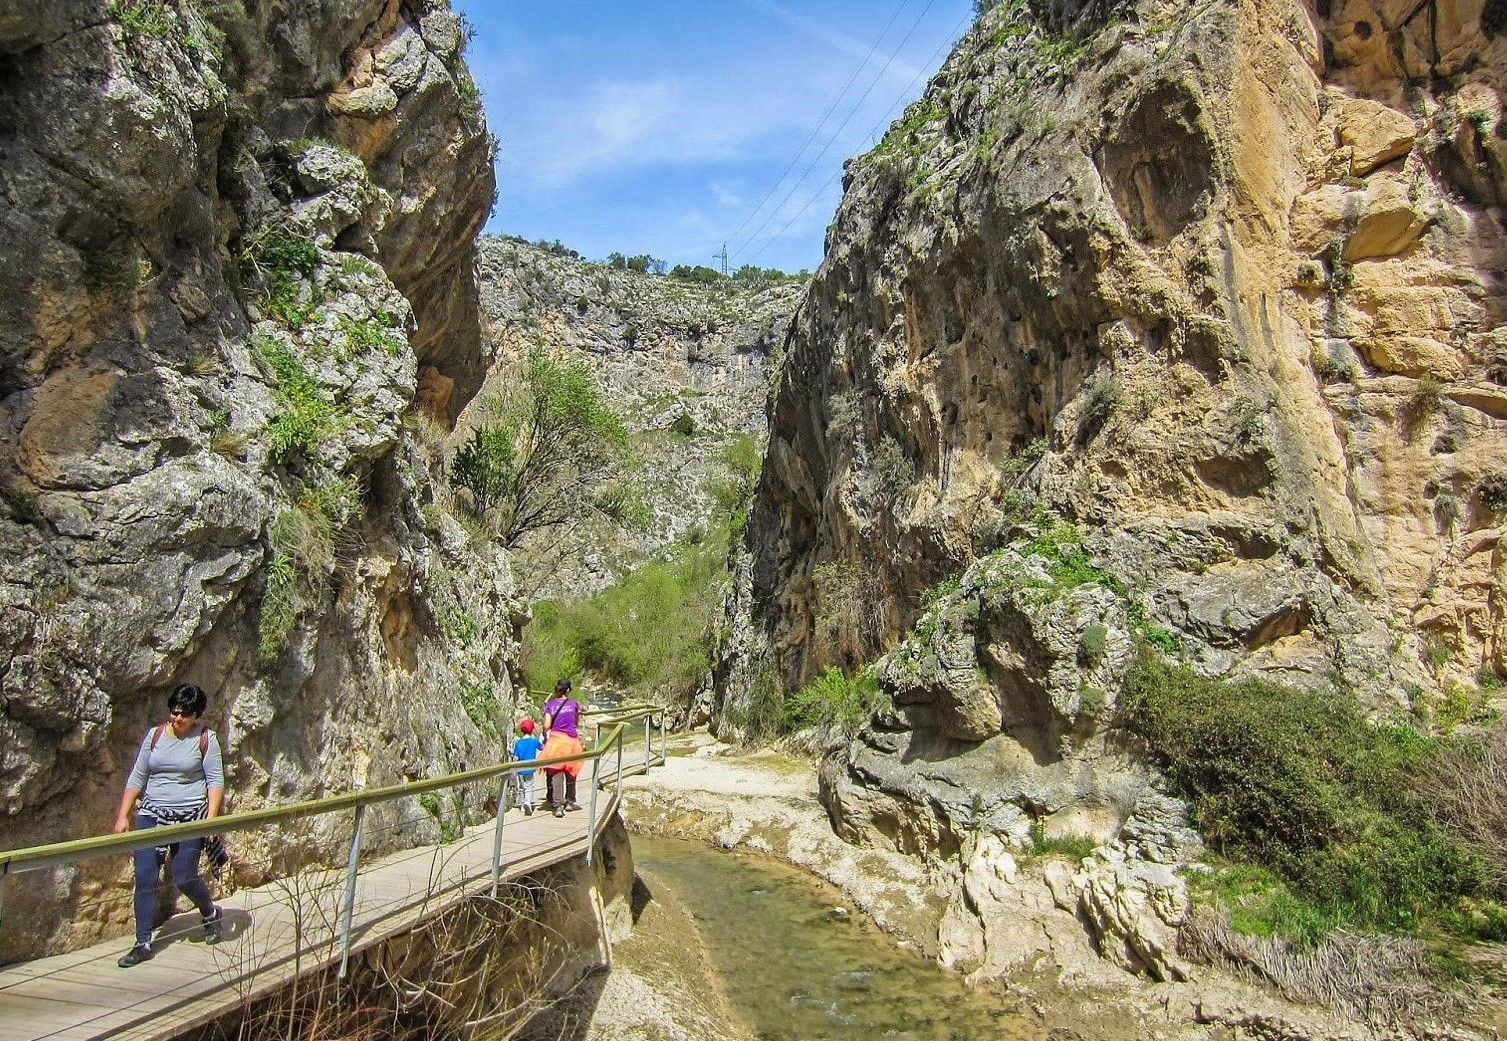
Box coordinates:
[149,725,212,761]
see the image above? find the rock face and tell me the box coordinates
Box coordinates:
[471,237,804,598]
[0,0,509,960]
[714,0,1507,988]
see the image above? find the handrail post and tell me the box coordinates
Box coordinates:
[659,714,666,764]
[336,803,367,979]
[584,752,601,866]
[643,715,650,771]
[489,776,509,898]
[615,736,623,792]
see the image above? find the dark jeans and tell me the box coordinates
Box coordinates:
[132,812,214,946]
[548,770,577,807]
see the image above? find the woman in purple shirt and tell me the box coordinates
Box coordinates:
[541,678,583,816]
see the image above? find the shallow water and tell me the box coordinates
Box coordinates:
[634,835,1044,1041]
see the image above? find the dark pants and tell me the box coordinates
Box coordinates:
[132,812,214,946]
[548,770,577,807]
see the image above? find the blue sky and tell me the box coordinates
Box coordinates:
[453,0,975,273]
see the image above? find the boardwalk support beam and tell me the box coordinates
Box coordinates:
[489,781,509,898]
[584,756,601,866]
[337,803,367,979]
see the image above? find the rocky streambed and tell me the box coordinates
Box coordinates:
[591,735,1455,1041]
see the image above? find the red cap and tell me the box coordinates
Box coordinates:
[519,717,535,734]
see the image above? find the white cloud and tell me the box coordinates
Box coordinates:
[504,73,831,190]
[739,0,923,83]
[709,181,744,208]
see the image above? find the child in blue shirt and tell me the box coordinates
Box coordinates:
[511,718,543,816]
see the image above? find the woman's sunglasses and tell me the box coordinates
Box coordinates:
[168,708,197,719]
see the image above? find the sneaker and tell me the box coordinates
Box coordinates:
[523,804,534,816]
[118,944,152,968]
[565,802,582,812]
[203,907,223,945]
[553,806,565,818]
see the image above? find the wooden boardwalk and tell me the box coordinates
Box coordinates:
[0,780,630,1041]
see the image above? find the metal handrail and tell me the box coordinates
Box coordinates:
[0,703,663,877]
[0,699,670,986]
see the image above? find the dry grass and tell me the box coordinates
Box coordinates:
[1180,904,1472,1026]
[1421,726,1507,887]
[188,848,585,1041]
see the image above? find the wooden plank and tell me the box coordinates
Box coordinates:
[0,787,622,1041]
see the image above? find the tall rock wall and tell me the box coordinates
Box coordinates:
[0,0,512,960]
[716,0,1507,869]
[472,237,804,598]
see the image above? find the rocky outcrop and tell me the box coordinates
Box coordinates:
[0,0,507,961]
[471,237,803,597]
[712,0,1507,1002]
[725,0,1507,715]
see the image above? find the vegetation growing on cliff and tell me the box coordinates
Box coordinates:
[520,516,736,698]
[1121,653,1505,943]
[781,666,888,735]
[450,347,628,547]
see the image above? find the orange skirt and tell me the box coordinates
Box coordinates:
[541,733,583,777]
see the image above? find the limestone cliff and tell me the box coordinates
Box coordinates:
[713,0,1507,968]
[472,237,803,599]
[0,0,509,960]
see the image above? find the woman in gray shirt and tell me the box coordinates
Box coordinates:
[113,683,225,967]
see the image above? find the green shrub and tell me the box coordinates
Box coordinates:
[873,435,917,498]
[257,480,358,661]
[782,666,887,734]
[1022,520,1122,593]
[1028,824,1098,862]
[460,677,501,739]
[1408,374,1445,423]
[254,335,338,461]
[244,228,322,328]
[1479,471,1507,511]
[339,314,403,357]
[921,575,961,611]
[3,491,41,525]
[1478,664,1505,690]
[521,520,735,700]
[1081,622,1109,658]
[1188,862,1337,948]
[1326,238,1354,295]
[728,658,787,742]
[455,70,482,119]
[704,433,761,533]
[1424,631,1454,671]
[110,0,173,37]
[1121,653,1490,935]
[447,347,627,547]
[82,246,144,291]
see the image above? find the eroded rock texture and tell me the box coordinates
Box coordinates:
[472,237,803,598]
[715,0,1507,968]
[0,0,505,959]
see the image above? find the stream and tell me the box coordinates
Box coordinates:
[633,835,1044,1041]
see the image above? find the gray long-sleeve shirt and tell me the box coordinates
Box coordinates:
[125,726,224,812]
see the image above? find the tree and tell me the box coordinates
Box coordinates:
[449,348,628,547]
[668,264,722,284]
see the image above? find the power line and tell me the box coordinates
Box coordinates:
[729,0,947,264]
[723,0,914,249]
[737,7,973,267]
